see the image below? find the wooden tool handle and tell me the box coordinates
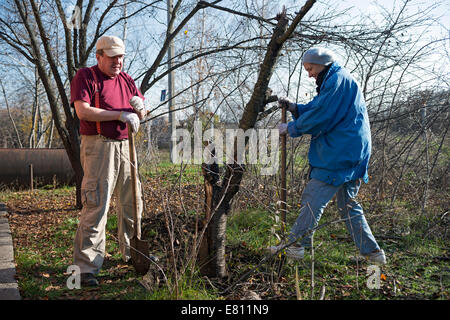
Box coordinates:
[128,126,141,239]
[280,106,287,227]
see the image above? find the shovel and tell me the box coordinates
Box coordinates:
[128,125,150,275]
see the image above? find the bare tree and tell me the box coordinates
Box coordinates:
[199,0,316,279]
[0,0,221,207]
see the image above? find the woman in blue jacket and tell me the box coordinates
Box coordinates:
[270,47,386,264]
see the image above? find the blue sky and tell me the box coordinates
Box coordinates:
[0,0,447,114]
[140,0,449,115]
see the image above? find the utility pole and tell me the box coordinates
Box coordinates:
[167,0,176,161]
[122,1,128,48]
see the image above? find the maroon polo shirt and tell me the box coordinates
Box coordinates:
[70,65,144,140]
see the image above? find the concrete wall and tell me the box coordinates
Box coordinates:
[0,148,74,187]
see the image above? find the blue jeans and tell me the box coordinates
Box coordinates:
[287,178,380,255]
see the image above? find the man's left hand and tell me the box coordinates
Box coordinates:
[279,97,299,118]
[129,96,146,120]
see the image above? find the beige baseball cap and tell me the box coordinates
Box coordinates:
[96,35,125,57]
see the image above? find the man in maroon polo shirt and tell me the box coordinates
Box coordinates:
[70,35,147,287]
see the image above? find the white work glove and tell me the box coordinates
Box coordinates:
[129,96,145,112]
[278,97,298,118]
[118,111,140,133]
[278,123,288,135]
[129,96,147,120]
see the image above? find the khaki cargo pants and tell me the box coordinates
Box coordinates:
[73,135,143,275]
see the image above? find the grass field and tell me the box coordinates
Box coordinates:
[0,155,448,300]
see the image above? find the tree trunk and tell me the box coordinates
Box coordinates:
[199,159,221,277]
[199,1,316,279]
[0,80,23,148]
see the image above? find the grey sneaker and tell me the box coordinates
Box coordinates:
[267,243,305,261]
[365,249,387,265]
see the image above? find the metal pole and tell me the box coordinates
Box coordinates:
[122,0,128,67]
[167,0,176,161]
[29,163,34,191]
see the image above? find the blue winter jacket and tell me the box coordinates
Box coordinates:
[287,62,371,186]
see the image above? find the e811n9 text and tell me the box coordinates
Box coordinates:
[225,304,269,316]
